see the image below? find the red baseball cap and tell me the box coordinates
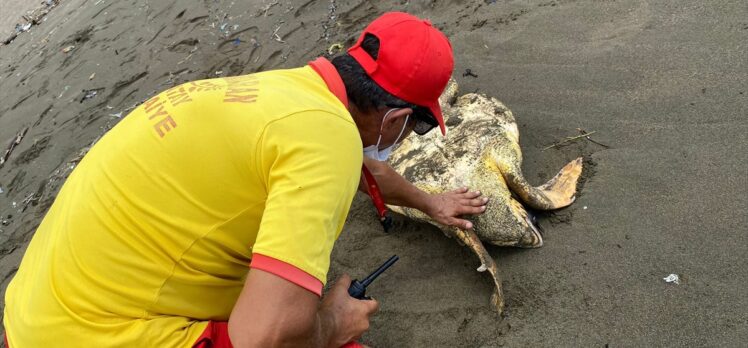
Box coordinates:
[348,12,454,135]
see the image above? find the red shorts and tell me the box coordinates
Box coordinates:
[4,322,233,348]
[5,321,362,347]
[193,321,233,348]
[192,322,364,348]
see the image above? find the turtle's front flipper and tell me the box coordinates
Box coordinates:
[452,228,505,314]
[499,156,584,211]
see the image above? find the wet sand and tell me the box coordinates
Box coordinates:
[1,0,746,346]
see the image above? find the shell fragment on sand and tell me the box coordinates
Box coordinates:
[663,274,680,285]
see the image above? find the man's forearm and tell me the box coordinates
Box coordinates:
[312,308,337,348]
[229,269,336,348]
[361,158,488,230]
[361,158,432,212]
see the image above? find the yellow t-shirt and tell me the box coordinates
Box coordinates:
[4,64,362,347]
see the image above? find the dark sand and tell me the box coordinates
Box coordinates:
[1,0,746,346]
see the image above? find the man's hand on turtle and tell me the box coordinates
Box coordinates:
[423,187,488,230]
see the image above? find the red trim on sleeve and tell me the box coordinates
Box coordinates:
[250,254,323,297]
[309,57,349,108]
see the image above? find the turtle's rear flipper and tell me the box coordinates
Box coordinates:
[503,157,583,210]
[452,228,504,314]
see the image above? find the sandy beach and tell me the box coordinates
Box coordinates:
[1,0,746,346]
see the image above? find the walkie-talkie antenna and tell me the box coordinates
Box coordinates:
[348,255,399,299]
[361,255,398,287]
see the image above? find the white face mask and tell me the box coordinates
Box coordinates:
[363,108,410,161]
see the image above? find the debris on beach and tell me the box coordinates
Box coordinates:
[216,21,241,38]
[62,45,75,53]
[257,0,280,17]
[320,0,338,42]
[327,43,344,55]
[0,187,4,194]
[16,23,33,33]
[0,127,30,167]
[542,130,599,151]
[1,0,61,46]
[20,193,39,213]
[463,68,478,78]
[272,24,285,43]
[57,85,70,99]
[663,274,680,285]
[79,88,103,103]
[81,90,97,101]
[577,128,609,148]
[89,73,96,80]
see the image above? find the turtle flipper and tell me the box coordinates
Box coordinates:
[500,157,584,211]
[507,198,544,248]
[451,228,505,314]
[537,157,584,206]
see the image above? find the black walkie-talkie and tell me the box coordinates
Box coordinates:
[347,255,399,300]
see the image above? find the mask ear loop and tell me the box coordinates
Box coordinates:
[390,114,410,146]
[375,108,401,150]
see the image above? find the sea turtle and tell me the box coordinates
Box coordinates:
[387,80,584,313]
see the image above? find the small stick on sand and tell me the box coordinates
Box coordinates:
[272,25,285,43]
[542,131,596,151]
[0,127,29,166]
[576,128,610,148]
[21,192,39,212]
[259,0,279,17]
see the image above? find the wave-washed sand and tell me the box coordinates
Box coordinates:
[0,0,746,346]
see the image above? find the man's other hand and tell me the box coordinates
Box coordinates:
[423,187,488,230]
[229,270,378,348]
[321,274,379,347]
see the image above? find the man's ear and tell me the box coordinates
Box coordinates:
[381,108,414,131]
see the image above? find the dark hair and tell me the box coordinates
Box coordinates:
[332,34,427,115]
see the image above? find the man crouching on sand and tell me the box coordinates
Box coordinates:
[4,12,487,348]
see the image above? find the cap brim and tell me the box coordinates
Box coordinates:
[427,101,447,136]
